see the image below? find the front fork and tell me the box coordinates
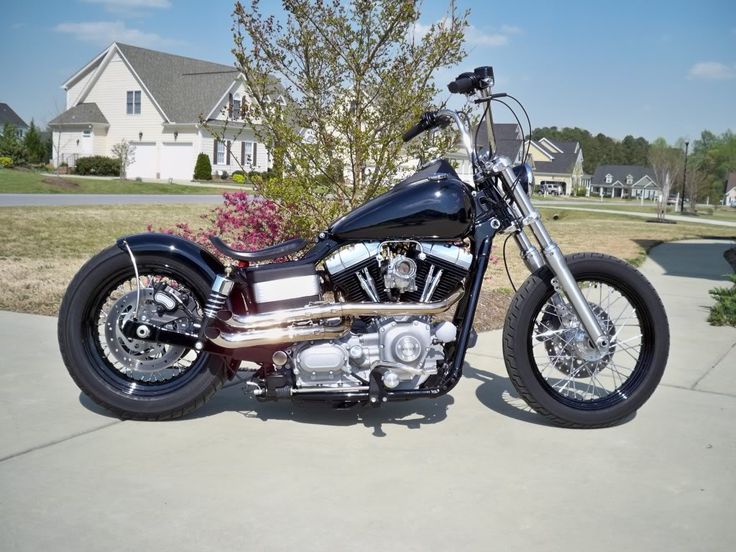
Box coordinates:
[492,158,610,351]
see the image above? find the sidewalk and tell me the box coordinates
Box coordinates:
[1,240,735,551]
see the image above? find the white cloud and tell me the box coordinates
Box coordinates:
[54,20,176,48]
[688,61,736,80]
[412,21,522,48]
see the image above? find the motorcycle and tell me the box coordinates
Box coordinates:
[58,66,669,428]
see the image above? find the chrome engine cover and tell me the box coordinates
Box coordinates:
[292,317,451,389]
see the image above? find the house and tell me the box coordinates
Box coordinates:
[725,173,736,207]
[48,42,277,180]
[590,165,659,199]
[451,122,524,181]
[525,137,585,196]
[0,103,29,138]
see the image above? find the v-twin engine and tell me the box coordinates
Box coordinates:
[291,317,458,390]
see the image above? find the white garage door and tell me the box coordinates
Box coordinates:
[160,142,195,181]
[127,142,157,180]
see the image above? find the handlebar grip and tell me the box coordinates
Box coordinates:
[402,122,426,143]
[448,76,476,94]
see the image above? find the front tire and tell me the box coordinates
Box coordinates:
[58,246,227,420]
[502,253,669,428]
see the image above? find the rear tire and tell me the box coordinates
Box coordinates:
[502,253,669,428]
[58,245,227,420]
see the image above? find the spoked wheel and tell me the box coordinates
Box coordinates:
[59,246,227,420]
[503,253,669,428]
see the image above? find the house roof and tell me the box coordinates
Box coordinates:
[726,173,736,193]
[48,103,109,127]
[591,164,655,186]
[475,123,524,161]
[115,43,241,123]
[531,137,580,175]
[0,103,28,129]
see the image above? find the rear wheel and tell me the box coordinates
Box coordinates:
[58,246,227,420]
[502,253,669,428]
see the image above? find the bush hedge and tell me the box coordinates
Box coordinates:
[74,156,120,176]
[0,156,12,168]
[193,153,212,180]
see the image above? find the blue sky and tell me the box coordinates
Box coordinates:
[1,0,734,143]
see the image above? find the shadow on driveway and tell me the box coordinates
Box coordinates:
[642,239,735,281]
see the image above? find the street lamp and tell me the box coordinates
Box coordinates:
[681,141,689,212]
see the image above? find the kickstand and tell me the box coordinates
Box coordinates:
[368,367,389,407]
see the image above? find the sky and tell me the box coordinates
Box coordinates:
[0,0,734,143]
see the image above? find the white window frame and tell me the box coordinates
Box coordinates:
[626,175,633,185]
[215,140,226,165]
[242,141,255,166]
[232,96,241,120]
[126,90,141,115]
[605,174,612,184]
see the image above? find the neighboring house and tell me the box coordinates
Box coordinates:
[724,173,736,207]
[590,165,659,199]
[450,122,524,182]
[0,103,29,138]
[525,137,585,196]
[48,42,277,180]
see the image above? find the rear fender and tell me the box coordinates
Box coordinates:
[116,233,225,285]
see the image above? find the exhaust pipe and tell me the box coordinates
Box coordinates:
[222,288,464,331]
[209,322,351,349]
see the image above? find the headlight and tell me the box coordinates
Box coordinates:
[512,163,534,195]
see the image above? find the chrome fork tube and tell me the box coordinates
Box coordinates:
[495,160,608,349]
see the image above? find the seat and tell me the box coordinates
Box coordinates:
[209,236,308,262]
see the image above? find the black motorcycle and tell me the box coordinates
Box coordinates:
[58,67,669,427]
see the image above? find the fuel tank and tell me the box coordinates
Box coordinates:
[329,159,475,241]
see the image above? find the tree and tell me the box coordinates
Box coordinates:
[230,0,468,232]
[0,123,27,165]
[111,139,136,180]
[649,138,683,221]
[23,121,46,164]
[193,153,212,180]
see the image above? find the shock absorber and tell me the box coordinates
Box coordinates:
[196,273,234,350]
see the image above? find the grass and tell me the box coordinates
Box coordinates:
[708,275,736,326]
[2,203,736,330]
[0,168,242,194]
[535,198,736,222]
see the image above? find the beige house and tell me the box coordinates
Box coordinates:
[525,137,585,196]
[49,42,276,180]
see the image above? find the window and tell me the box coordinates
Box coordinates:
[242,141,254,166]
[215,140,225,165]
[626,174,633,185]
[232,96,241,120]
[126,90,141,114]
[605,174,612,184]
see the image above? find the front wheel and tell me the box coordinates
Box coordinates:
[502,253,669,428]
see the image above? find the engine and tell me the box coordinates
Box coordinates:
[286,241,472,390]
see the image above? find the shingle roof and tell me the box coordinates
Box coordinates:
[116,43,241,123]
[532,138,580,175]
[0,103,28,129]
[48,103,109,126]
[591,165,655,186]
[475,123,523,161]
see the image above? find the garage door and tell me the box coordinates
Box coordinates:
[127,142,157,180]
[160,142,195,181]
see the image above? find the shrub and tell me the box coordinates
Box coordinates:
[149,191,292,260]
[0,156,12,168]
[709,274,736,327]
[232,170,245,177]
[232,173,245,184]
[575,187,587,197]
[193,153,212,180]
[74,155,120,176]
[220,170,229,180]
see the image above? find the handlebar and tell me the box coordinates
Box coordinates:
[402,112,436,142]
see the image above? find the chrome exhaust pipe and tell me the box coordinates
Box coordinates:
[209,322,351,349]
[222,289,464,331]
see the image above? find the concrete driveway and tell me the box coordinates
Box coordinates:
[1,240,735,551]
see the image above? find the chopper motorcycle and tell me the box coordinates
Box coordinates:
[58,66,669,427]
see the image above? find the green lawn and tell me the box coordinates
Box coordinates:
[0,168,243,194]
[539,201,736,222]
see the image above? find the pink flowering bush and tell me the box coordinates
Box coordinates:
[149,191,292,261]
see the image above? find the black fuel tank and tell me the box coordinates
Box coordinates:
[329,159,475,241]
